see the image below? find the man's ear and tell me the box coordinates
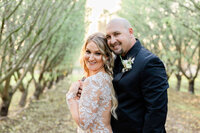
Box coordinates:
[129,28,133,34]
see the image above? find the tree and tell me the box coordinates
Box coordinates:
[117,0,200,94]
[0,0,86,116]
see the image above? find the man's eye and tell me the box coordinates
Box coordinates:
[106,36,111,40]
[114,33,120,36]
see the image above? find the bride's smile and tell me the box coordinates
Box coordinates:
[84,41,104,76]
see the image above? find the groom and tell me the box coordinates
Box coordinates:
[106,18,169,133]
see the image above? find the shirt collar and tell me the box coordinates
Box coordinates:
[121,38,142,60]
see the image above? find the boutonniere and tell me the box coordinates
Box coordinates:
[120,56,135,72]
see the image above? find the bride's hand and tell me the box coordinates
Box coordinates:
[66,81,81,100]
[69,81,80,94]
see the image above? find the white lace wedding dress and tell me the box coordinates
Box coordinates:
[67,72,113,133]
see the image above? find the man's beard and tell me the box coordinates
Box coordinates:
[114,49,123,55]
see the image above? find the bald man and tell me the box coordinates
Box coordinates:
[106,18,169,133]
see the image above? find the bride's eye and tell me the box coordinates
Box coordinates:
[86,50,91,54]
[95,52,101,55]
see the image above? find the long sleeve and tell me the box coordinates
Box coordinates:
[66,72,113,133]
[78,77,102,130]
[66,82,81,126]
[141,56,169,133]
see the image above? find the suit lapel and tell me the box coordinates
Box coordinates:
[113,72,125,82]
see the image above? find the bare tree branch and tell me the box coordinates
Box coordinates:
[13,45,42,93]
[0,39,44,84]
[5,0,23,20]
[0,17,5,44]
[190,0,200,11]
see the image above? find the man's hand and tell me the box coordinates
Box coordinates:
[77,80,83,99]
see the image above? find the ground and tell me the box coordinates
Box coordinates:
[0,74,200,133]
[166,89,200,133]
[0,77,76,133]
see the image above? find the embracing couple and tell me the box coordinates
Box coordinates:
[66,18,169,133]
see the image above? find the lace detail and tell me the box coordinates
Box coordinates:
[66,92,76,105]
[66,92,76,100]
[78,72,113,133]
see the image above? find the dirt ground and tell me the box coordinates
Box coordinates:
[166,89,200,133]
[0,76,200,133]
[0,77,77,133]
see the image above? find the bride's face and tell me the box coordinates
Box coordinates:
[84,41,104,75]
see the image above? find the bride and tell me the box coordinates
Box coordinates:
[66,32,118,133]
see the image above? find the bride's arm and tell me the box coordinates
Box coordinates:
[66,78,102,130]
[78,77,101,130]
[66,81,81,125]
[67,99,80,124]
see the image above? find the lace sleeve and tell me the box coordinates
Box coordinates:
[78,76,102,130]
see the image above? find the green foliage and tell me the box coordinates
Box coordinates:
[0,0,87,116]
[118,0,200,93]
[50,0,86,78]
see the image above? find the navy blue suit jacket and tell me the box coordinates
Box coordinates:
[111,39,169,133]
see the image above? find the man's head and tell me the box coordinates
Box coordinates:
[106,18,136,56]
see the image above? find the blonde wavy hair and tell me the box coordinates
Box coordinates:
[80,32,118,119]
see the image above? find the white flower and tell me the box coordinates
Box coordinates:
[120,56,135,72]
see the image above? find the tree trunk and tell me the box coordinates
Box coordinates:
[33,69,44,100]
[47,80,54,89]
[189,79,195,94]
[33,83,42,100]
[42,81,47,92]
[56,75,65,83]
[0,93,12,116]
[19,88,28,107]
[55,76,60,83]
[0,76,13,116]
[175,73,182,91]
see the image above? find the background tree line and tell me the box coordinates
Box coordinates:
[117,0,200,94]
[0,0,86,116]
[0,0,199,118]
